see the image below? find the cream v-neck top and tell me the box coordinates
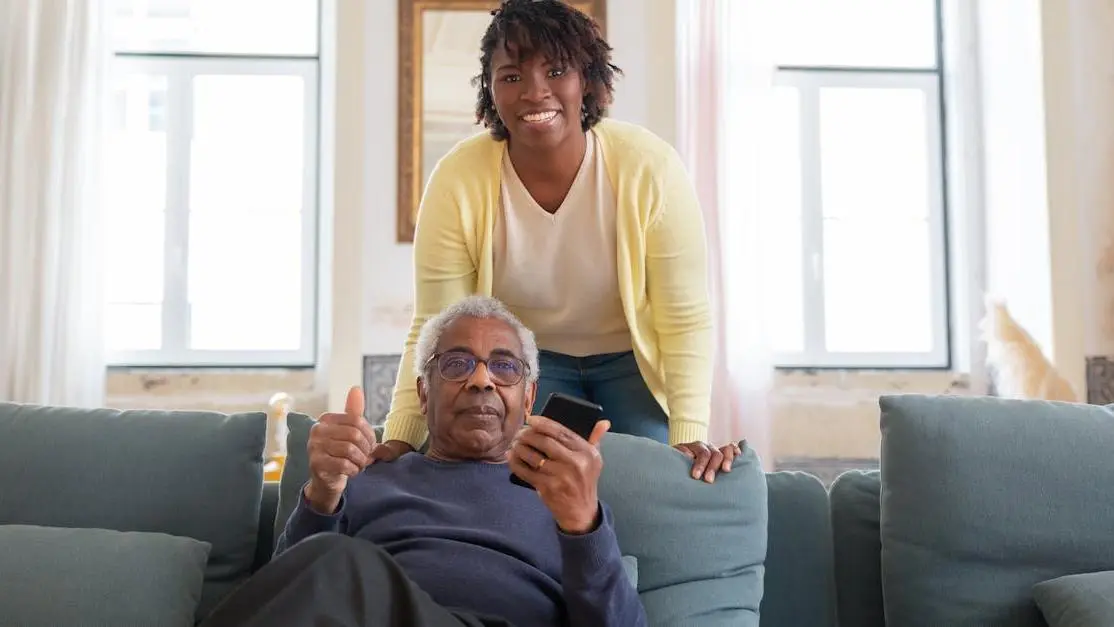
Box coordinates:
[492,131,632,356]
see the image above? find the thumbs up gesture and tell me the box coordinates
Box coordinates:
[303,386,378,514]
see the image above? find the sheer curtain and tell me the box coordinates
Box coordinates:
[0,0,108,407]
[676,0,778,468]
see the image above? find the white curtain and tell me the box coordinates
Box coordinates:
[0,0,108,407]
[676,0,778,469]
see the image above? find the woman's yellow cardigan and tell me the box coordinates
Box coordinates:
[383,118,713,447]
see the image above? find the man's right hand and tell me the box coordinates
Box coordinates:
[304,386,378,514]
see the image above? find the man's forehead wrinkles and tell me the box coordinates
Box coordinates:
[437,346,523,360]
[437,319,523,357]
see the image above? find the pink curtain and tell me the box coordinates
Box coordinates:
[676,0,776,469]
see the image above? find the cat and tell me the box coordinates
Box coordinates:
[980,297,1077,402]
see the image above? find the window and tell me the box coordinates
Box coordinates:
[104,0,320,367]
[757,0,950,369]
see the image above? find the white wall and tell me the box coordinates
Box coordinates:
[977,0,1055,354]
[1066,0,1114,358]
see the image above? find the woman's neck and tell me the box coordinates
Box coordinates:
[507,130,587,185]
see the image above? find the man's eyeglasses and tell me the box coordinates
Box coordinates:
[424,350,528,386]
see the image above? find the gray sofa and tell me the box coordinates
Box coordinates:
[1,394,1113,626]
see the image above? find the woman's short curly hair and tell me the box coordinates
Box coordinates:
[472,0,622,141]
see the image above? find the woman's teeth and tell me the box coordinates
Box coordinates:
[522,111,557,123]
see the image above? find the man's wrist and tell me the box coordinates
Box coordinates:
[557,504,602,535]
[303,482,342,515]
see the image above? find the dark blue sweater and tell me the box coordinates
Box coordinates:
[276,453,646,627]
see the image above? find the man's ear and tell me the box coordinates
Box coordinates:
[523,380,538,415]
[416,376,429,416]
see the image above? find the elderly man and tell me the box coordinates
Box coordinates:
[200,295,646,627]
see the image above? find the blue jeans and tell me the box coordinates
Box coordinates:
[534,350,669,444]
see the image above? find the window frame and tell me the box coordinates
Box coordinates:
[768,0,952,370]
[104,53,320,368]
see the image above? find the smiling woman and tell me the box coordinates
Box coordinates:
[396,0,604,241]
[380,0,743,484]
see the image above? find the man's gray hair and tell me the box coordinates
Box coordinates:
[413,295,540,383]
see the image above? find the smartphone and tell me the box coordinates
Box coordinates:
[510,392,604,489]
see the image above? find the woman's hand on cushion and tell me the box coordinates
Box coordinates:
[673,441,744,483]
[368,440,415,464]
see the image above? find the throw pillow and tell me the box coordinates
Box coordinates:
[1034,571,1114,627]
[0,525,211,627]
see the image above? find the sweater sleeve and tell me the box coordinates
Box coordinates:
[558,503,647,627]
[273,483,347,557]
[382,163,478,449]
[645,149,715,445]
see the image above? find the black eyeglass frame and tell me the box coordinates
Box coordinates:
[422,350,530,386]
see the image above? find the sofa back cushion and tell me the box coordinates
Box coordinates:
[598,433,767,626]
[761,471,837,627]
[278,419,768,626]
[276,412,315,541]
[829,469,884,627]
[0,402,266,622]
[879,394,1114,627]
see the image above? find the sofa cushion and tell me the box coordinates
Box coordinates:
[0,524,211,627]
[279,420,767,626]
[761,471,837,627]
[0,402,266,622]
[879,394,1114,627]
[830,469,884,627]
[1034,570,1114,627]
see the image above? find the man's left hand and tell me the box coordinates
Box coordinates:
[674,441,744,483]
[508,416,611,535]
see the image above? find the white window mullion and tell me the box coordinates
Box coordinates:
[797,82,828,361]
[162,66,192,358]
[300,63,320,365]
[923,74,950,367]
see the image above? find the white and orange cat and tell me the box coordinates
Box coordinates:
[980,297,1077,402]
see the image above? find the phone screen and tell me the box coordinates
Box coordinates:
[539,393,604,439]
